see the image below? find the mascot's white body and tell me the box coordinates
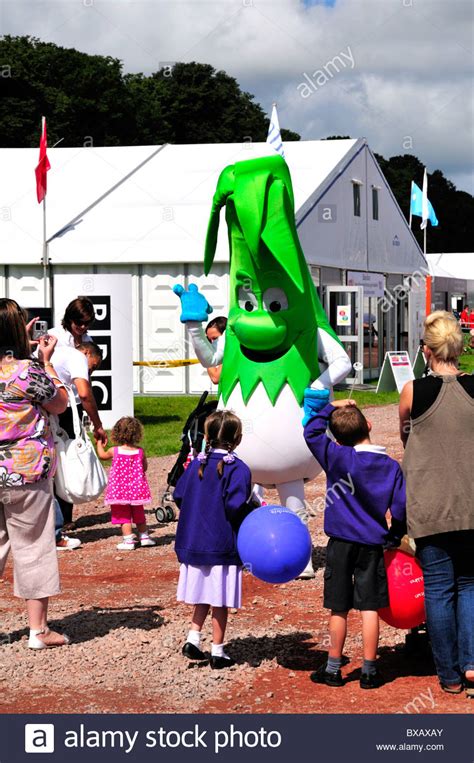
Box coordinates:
[188,324,351,487]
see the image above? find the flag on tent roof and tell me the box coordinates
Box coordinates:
[410,175,438,228]
[35,116,50,204]
[266,103,285,159]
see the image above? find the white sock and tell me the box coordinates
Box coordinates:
[211,643,230,659]
[122,534,135,542]
[139,531,150,538]
[187,629,201,647]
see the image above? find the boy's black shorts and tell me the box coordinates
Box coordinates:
[323,537,389,612]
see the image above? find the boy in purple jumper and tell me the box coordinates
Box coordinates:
[303,398,406,689]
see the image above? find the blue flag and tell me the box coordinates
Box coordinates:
[410,181,438,227]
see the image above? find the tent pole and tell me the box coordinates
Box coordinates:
[409,181,412,229]
[424,226,431,317]
[42,196,49,308]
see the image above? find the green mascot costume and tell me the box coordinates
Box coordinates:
[174,154,351,577]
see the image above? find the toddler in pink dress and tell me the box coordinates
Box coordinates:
[96,417,156,550]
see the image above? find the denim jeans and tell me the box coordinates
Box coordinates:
[416,531,474,686]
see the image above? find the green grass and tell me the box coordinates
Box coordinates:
[130,350,473,456]
[333,389,399,406]
[133,395,216,458]
[460,353,474,373]
[131,391,398,457]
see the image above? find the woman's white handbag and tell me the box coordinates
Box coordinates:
[51,388,107,504]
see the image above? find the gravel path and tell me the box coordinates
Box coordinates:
[0,405,469,714]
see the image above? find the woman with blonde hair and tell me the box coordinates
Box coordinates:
[0,299,69,648]
[399,310,474,697]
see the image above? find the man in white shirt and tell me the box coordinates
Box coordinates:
[52,342,106,440]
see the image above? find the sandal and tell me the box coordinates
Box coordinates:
[465,679,474,698]
[439,682,463,695]
[28,628,71,649]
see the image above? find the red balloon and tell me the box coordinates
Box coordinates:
[378,549,425,629]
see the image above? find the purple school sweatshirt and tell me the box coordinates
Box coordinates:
[174,452,253,566]
[303,404,407,546]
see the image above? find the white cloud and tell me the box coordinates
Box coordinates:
[2,0,473,191]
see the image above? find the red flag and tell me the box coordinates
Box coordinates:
[35,116,51,203]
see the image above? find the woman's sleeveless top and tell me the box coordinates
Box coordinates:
[403,375,474,539]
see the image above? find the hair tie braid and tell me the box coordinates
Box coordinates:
[223,442,235,464]
[198,441,211,479]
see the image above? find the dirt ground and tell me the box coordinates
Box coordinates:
[0,405,471,715]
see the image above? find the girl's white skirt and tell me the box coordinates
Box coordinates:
[177,563,242,608]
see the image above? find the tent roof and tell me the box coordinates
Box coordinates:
[426,252,474,281]
[1,139,423,272]
[0,139,358,264]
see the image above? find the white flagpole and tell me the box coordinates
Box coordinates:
[40,116,49,308]
[421,167,431,315]
[42,194,49,307]
[409,181,413,229]
[421,167,428,255]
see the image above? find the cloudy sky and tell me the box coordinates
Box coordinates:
[3,0,473,192]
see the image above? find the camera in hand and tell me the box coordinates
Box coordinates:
[32,320,48,339]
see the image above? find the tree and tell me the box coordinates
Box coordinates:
[127,62,300,144]
[0,36,134,148]
[375,153,474,253]
[0,38,300,147]
[1,36,471,251]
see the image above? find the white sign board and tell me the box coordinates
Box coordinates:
[53,274,133,429]
[377,351,415,394]
[336,304,351,327]
[347,271,385,298]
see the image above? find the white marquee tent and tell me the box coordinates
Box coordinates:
[426,252,474,281]
[1,138,427,393]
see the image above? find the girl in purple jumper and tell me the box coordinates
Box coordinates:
[173,410,253,669]
[97,417,156,550]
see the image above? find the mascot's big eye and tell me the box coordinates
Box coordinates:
[262,287,288,313]
[238,287,258,312]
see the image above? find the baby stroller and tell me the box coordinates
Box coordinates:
[155,391,218,523]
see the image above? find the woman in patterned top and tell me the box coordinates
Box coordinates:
[0,299,69,649]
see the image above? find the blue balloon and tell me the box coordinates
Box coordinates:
[237,505,312,584]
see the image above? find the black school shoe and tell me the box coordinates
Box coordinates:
[310,664,344,687]
[182,642,207,661]
[210,655,236,669]
[360,670,383,689]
